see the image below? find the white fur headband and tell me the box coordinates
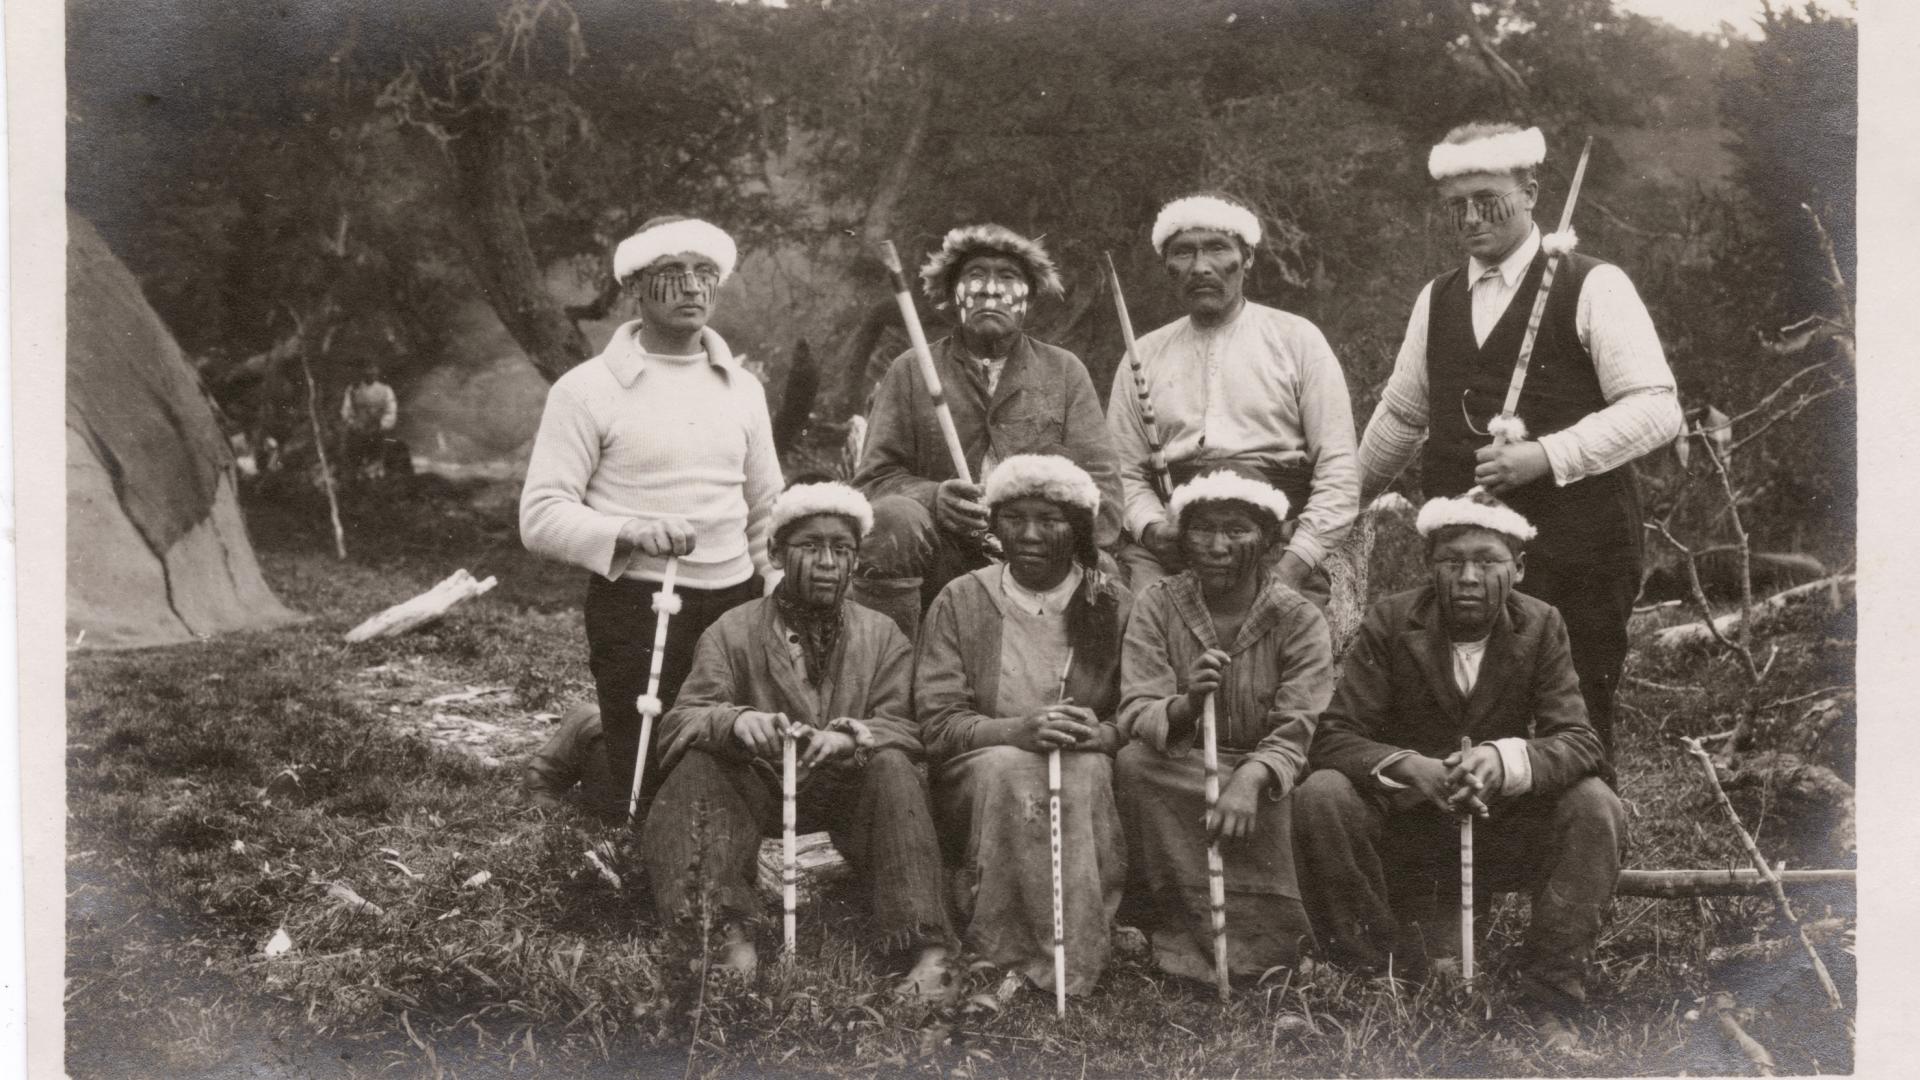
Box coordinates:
[613,219,738,283]
[1428,127,1546,180]
[1168,470,1290,527]
[771,482,874,540]
[984,454,1100,514]
[1151,195,1263,254]
[1415,492,1537,543]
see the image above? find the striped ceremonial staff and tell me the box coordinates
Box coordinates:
[1487,136,1594,449]
[1459,735,1476,987]
[879,241,975,487]
[628,557,680,822]
[1103,253,1172,502]
[1047,648,1075,1017]
[782,715,798,954]
[1202,693,1230,1002]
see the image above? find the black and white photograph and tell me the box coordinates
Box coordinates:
[30,0,1888,1075]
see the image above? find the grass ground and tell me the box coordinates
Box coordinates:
[66,477,1857,1078]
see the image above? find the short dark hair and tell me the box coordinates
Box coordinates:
[1424,523,1525,560]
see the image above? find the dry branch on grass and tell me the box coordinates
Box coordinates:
[1698,991,1778,1076]
[1616,868,1852,899]
[1652,575,1853,651]
[345,569,498,642]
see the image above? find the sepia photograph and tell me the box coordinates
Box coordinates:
[42,0,1870,1075]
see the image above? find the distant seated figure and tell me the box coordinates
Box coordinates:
[1292,490,1623,1053]
[522,702,620,820]
[640,483,956,999]
[340,361,400,479]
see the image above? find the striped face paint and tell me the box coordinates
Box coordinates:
[641,266,720,304]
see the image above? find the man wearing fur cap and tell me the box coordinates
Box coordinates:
[521,215,783,826]
[1106,193,1359,606]
[1294,490,1621,1051]
[854,225,1123,638]
[642,482,958,999]
[1356,123,1682,762]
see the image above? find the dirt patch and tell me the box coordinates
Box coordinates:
[347,647,587,771]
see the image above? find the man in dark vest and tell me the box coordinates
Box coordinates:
[1356,123,1681,764]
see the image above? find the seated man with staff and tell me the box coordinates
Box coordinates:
[853,226,1123,639]
[1106,194,1359,605]
[641,482,956,999]
[914,455,1132,997]
[1292,489,1623,1050]
[1116,468,1332,986]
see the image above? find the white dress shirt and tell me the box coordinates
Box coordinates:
[1357,226,1682,495]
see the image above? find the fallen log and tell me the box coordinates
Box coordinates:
[1653,574,1854,650]
[345,569,498,642]
[1617,868,1853,899]
[1698,991,1777,1076]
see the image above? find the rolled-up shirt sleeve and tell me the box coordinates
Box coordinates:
[1536,265,1683,485]
[1357,284,1435,499]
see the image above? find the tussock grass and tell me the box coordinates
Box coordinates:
[67,478,1856,1076]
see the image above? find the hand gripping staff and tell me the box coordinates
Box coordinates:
[629,557,680,821]
[1047,649,1075,1017]
[1103,253,1172,503]
[1202,693,1230,1002]
[1487,136,1594,449]
[782,716,799,954]
[1459,735,1476,986]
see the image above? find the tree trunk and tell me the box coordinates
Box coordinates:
[450,111,591,383]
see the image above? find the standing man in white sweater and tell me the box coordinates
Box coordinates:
[521,216,783,825]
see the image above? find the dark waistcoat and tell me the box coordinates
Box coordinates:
[1421,250,1639,559]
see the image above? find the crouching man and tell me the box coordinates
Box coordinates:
[641,482,957,1000]
[1292,490,1623,1050]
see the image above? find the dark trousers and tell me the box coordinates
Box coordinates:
[641,748,955,953]
[849,494,989,640]
[585,574,760,823]
[1516,546,1638,765]
[1292,769,1625,1011]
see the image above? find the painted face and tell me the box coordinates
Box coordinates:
[1438,170,1537,265]
[990,496,1078,592]
[775,514,861,608]
[1179,502,1271,593]
[1428,527,1524,641]
[632,253,721,335]
[1162,228,1247,321]
[953,253,1031,335]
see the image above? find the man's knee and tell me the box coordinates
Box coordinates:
[1552,776,1626,848]
[861,495,937,579]
[1294,769,1366,828]
[861,748,929,797]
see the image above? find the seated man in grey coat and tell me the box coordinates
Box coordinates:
[851,225,1123,638]
[1292,489,1623,1052]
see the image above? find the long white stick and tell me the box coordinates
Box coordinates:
[1459,735,1475,987]
[1202,694,1229,1003]
[783,722,798,953]
[1048,649,1074,1017]
[628,557,679,821]
[1492,136,1595,441]
[878,241,973,486]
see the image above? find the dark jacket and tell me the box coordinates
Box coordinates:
[855,333,1125,550]
[1309,585,1602,797]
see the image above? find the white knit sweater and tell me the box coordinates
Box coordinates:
[519,322,781,588]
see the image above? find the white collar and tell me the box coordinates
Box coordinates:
[602,321,736,388]
[1468,225,1541,289]
[999,563,1083,617]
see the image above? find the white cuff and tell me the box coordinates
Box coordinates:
[1537,431,1580,487]
[1372,749,1418,789]
[1487,737,1533,796]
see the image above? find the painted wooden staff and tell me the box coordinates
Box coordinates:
[1202,692,1230,1002]
[1486,136,1594,448]
[1459,735,1476,987]
[782,716,798,954]
[628,556,680,821]
[1103,252,1172,502]
[879,241,974,487]
[1047,648,1075,1018]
